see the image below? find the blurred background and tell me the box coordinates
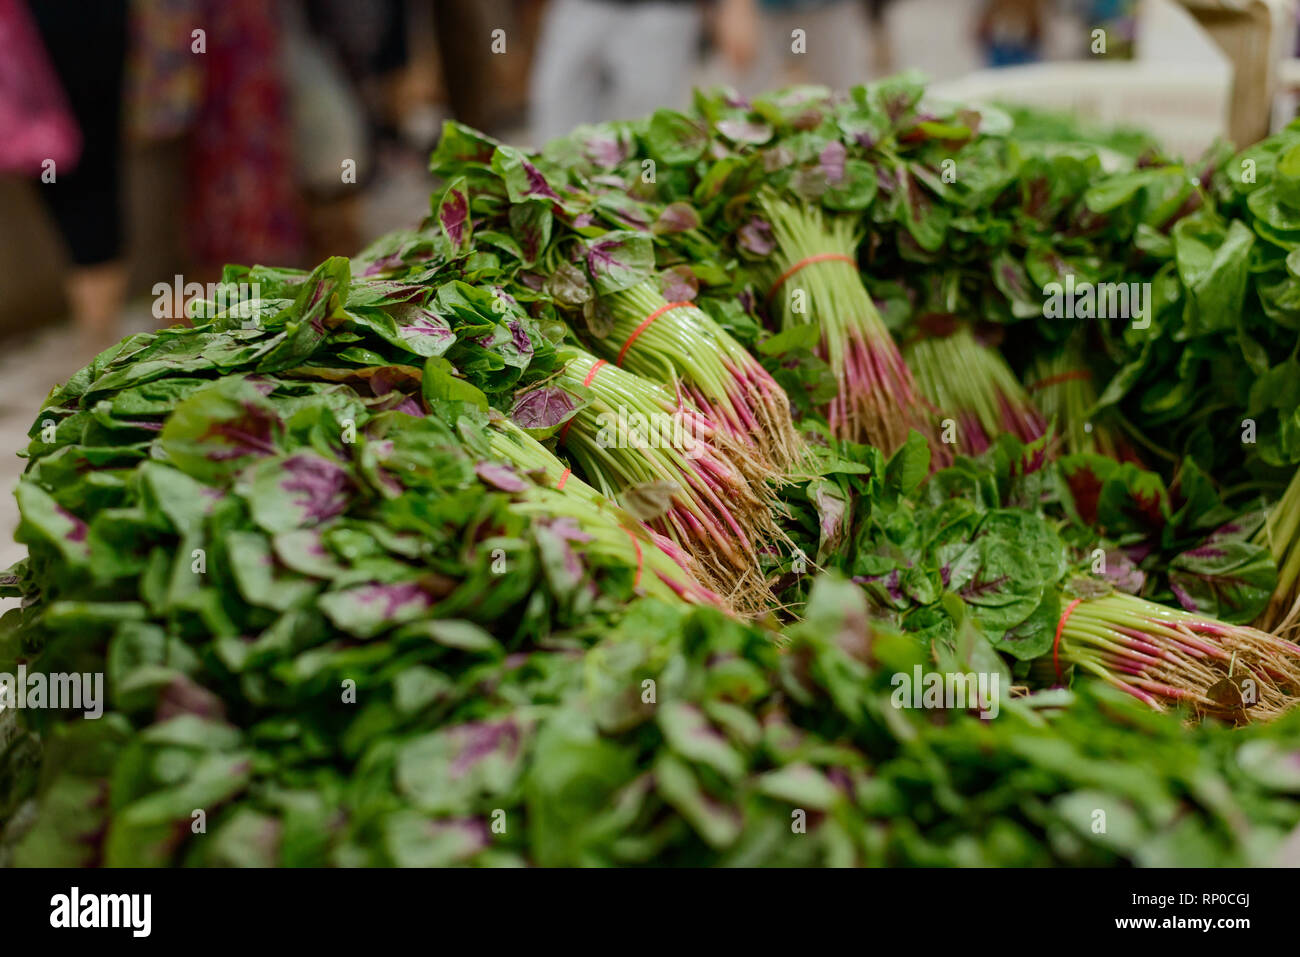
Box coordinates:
[0,0,1298,569]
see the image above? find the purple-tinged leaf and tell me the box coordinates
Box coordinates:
[808,478,846,560]
[510,386,579,431]
[429,120,499,166]
[737,217,775,258]
[658,265,699,302]
[586,231,654,294]
[508,201,553,266]
[445,718,523,779]
[395,718,528,816]
[653,202,701,236]
[535,518,586,594]
[387,304,455,358]
[544,261,592,307]
[475,461,529,493]
[491,145,560,203]
[161,377,286,483]
[1170,579,1197,612]
[820,141,847,184]
[13,483,91,564]
[273,527,347,579]
[244,451,353,532]
[436,176,472,254]
[716,117,773,145]
[1098,548,1145,594]
[547,516,593,545]
[319,580,434,638]
[582,129,630,168]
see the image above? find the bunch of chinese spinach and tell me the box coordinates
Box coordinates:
[7,564,1300,866]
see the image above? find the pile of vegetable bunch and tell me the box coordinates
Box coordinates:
[782,425,1300,721]
[532,77,1300,643]
[597,75,1300,644]
[411,130,801,612]
[532,81,958,459]
[5,74,1300,868]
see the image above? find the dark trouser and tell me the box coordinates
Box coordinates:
[27,0,129,266]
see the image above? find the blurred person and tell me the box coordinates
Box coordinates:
[1083,0,1136,59]
[126,0,203,143]
[22,0,131,357]
[976,0,1045,68]
[303,0,416,145]
[716,0,875,97]
[185,0,305,275]
[864,0,894,76]
[284,0,372,263]
[129,0,305,281]
[529,0,706,146]
[433,0,497,133]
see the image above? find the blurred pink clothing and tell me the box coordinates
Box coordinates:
[130,0,305,270]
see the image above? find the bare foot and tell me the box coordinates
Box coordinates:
[66,261,128,366]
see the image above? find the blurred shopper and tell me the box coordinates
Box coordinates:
[127,0,203,142]
[284,0,372,264]
[302,0,413,146]
[436,0,510,134]
[129,0,305,279]
[18,0,130,355]
[1083,0,1136,59]
[529,0,706,146]
[975,0,1045,68]
[718,0,875,97]
[185,0,305,274]
[865,0,895,77]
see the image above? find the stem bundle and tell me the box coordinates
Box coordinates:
[550,346,785,612]
[1024,337,1136,461]
[1254,468,1300,636]
[757,194,948,463]
[905,320,1046,455]
[488,419,728,609]
[597,279,801,474]
[1057,590,1300,721]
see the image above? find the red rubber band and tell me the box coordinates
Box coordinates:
[557,467,570,490]
[621,525,643,588]
[1053,597,1084,684]
[1027,370,1092,394]
[559,360,607,441]
[617,301,691,366]
[582,359,607,387]
[765,253,856,303]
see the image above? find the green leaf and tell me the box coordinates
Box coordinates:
[885,430,930,495]
[423,356,489,413]
[645,109,708,165]
[586,231,655,295]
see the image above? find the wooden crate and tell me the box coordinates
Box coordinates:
[1176,0,1293,147]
